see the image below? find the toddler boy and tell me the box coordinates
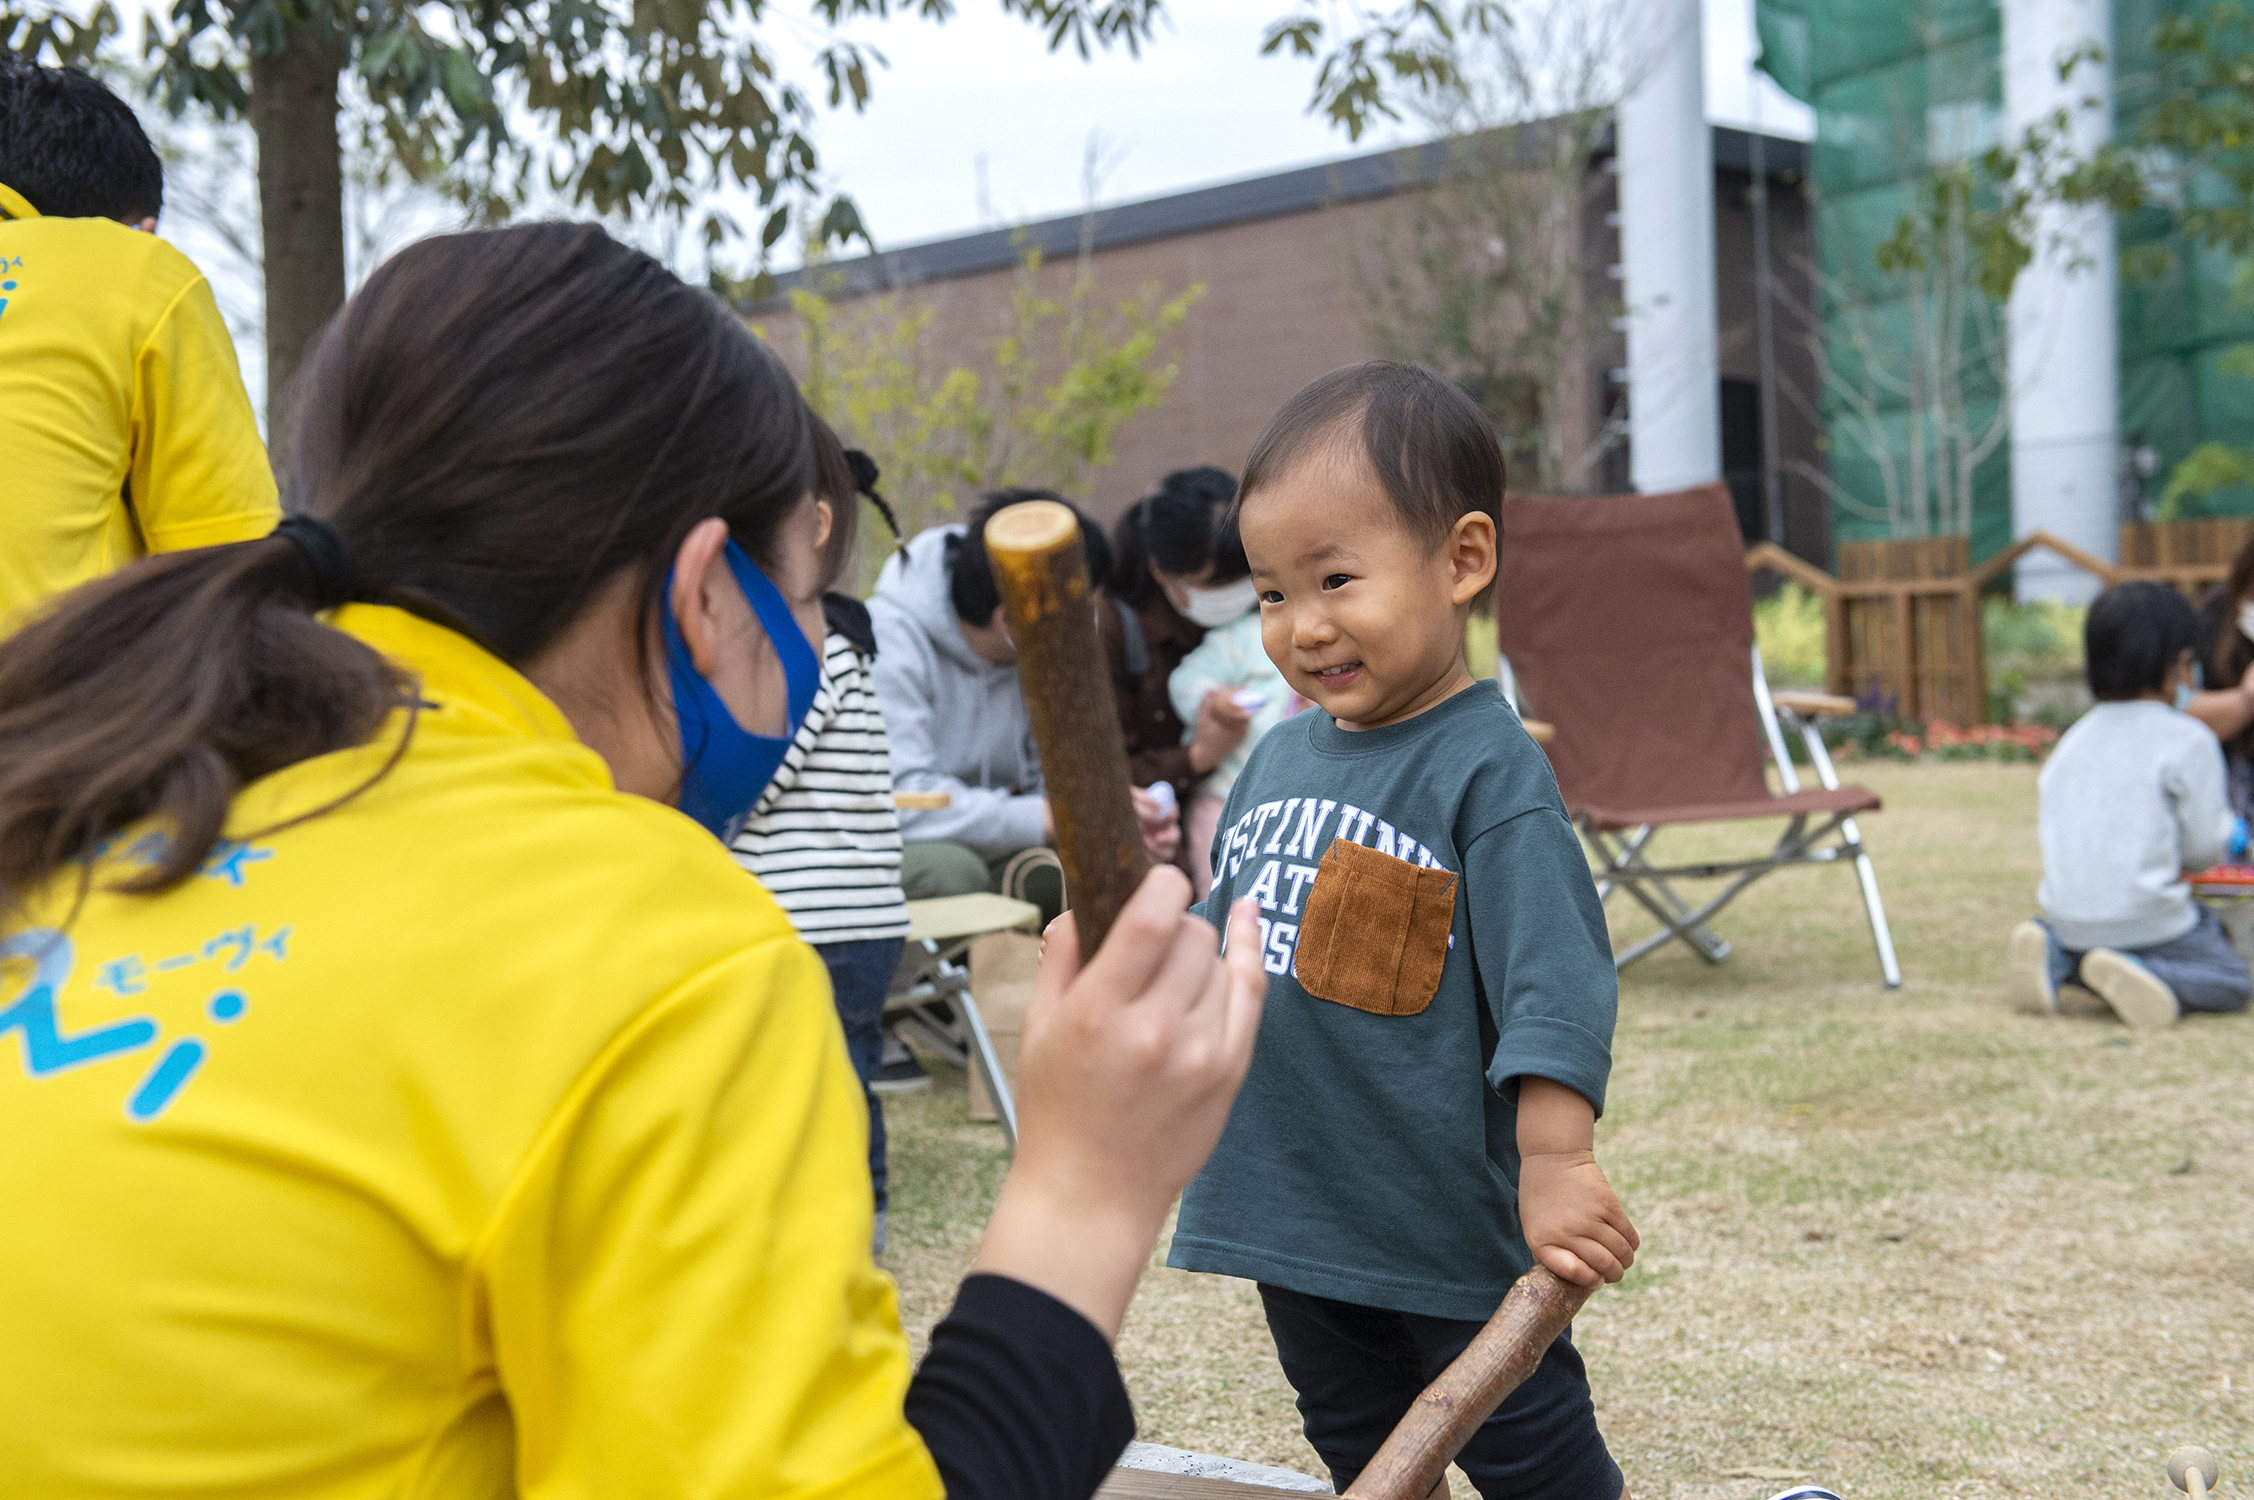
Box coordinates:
[1172,362,1635,1500]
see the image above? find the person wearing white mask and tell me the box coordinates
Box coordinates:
[1099,468,1258,876]
[1160,506,1300,900]
[2185,537,2254,819]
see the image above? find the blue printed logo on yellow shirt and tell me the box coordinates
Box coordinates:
[0,836,285,1120]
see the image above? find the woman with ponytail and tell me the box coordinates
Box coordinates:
[0,222,1264,1500]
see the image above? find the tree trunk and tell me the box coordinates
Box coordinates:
[251,26,346,450]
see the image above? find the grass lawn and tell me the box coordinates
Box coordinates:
[881,761,2254,1499]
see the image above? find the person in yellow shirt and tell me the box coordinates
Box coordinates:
[0,61,279,630]
[0,221,1266,1499]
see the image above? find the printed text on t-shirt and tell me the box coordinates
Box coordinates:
[1215,795,1451,975]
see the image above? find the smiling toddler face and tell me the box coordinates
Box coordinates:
[1240,445,1480,733]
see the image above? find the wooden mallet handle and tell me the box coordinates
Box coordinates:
[984,500,1150,959]
[2170,1447,2220,1500]
[1343,1268,1595,1500]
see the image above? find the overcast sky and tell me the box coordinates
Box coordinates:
[791,0,1811,252]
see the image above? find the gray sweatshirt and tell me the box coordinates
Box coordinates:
[867,525,1047,854]
[2038,700,2234,951]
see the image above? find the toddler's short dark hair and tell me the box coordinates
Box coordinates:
[0,62,163,222]
[2085,580,2202,701]
[1236,361,1504,603]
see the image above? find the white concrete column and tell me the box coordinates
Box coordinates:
[2006,0,2118,602]
[1617,0,1721,494]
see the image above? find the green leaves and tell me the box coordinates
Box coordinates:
[813,39,874,109]
[1959,1,2254,301]
[814,193,866,246]
[438,44,490,116]
[1,2,123,71]
[783,244,1200,590]
[108,0,861,257]
[20,0,1477,293]
[994,0,1160,61]
[1874,162,2031,306]
[2157,441,2254,519]
[1263,0,1505,140]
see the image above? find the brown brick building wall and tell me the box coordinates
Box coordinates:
[751,126,1826,563]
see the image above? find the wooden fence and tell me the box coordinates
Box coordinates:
[1746,521,2254,724]
[2119,517,2254,585]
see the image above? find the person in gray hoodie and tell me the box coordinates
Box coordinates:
[869,489,1180,922]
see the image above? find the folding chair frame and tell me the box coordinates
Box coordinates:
[1561,647,1902,988]
[886,935,1019,1148]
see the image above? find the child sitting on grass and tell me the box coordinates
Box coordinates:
[1171,361,1637,1500]
[2009,581,2253,1029]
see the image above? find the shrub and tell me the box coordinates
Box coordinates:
[1754,583,1829,687]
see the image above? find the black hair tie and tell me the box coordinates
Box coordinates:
[845,447,909,558]
[271,514,359,610]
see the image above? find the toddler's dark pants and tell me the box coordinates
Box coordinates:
[1258,1284,1623,1500]
[818,937,905,1213]
[2041,907,2252,1013]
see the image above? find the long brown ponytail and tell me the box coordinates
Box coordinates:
[0,221,816,918]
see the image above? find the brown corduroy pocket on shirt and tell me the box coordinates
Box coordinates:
[1291,838,1458,1016]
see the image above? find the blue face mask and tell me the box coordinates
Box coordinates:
[661,539,820,839]
[2175,660,2207,713]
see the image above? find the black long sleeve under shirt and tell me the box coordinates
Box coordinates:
[904,1274,1136,1500]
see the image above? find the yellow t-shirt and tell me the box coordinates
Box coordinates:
[0,181,279,630]
[0,604,945,1500]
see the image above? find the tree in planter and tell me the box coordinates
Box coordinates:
[1864,160,2015,541]
[1769,240,2005,545]
[1765,4,2012,546]
[1761,169,2012,546]
[1355,0,1643,493]
[3,0,1500,435]
[775,244,1199,591]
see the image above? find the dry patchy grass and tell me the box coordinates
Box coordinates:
[882,762,2254,1499]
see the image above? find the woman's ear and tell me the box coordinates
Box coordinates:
[815,498,834,552]
[668,518,735,676]
[1447,512,1499,607]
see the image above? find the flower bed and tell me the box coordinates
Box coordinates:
[1783,704,2062,765]
[1860,721,2059,763]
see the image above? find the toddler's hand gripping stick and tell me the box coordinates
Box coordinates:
[984,500,1150,958]
[1343,1268,1596,1500]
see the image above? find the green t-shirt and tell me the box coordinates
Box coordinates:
[1172,680,1617,1321]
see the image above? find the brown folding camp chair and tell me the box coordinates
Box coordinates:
[1494,483,1901,987]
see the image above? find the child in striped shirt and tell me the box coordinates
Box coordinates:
[732,432,914,1250]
